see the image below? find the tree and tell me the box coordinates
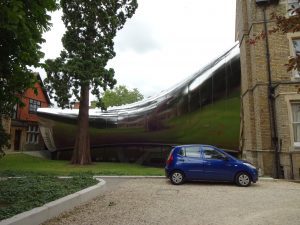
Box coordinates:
[0,0,58,151]
[102,85,143,108]
[44,0,138,165]
[248,1,300,71]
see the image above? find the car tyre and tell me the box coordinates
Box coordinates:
[170,170,185,185]
[235,172,251,187]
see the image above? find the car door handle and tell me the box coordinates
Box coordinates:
[178,159,185,162]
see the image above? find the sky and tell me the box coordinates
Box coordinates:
[35,0,237,99]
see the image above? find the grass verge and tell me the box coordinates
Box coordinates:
[0,154,164,176]
[0,154,164,220]
[0,176,98,221]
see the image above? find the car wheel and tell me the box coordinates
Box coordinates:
[170,171,185,185]
[235,172,251,187]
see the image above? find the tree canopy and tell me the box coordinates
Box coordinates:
[0,0,58,151]
[102,85,143,108]
[44,0,138,164]
[0,0,58,115]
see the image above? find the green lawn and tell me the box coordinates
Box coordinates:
[0,154,164,221]
[167,94,240,149]
[50,92,240,150]
[0,154,164,176]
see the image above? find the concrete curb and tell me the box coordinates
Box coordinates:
[94,175,280,181]
[259,177,277,181]
[0,178,106,225]
[93,175,165,179]
[94,176,286,182]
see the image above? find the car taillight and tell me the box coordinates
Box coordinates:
[166,154,173,165]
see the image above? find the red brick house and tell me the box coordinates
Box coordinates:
[9,74,51,151]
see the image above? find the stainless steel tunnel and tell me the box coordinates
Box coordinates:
[37,44,241,165]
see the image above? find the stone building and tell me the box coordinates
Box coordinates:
[236,0,300,179]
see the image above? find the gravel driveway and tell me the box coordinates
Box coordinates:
[43,179,300,225]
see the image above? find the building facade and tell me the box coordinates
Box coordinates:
[9,75,51,151]
[236,0,300,179]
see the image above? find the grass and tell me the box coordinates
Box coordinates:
[0,154,164,177]
[49,93,240,150]
[0,176,98,221]
[0,154,164,220]
[167,95,240,149]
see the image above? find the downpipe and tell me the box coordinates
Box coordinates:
[262,6,281,179]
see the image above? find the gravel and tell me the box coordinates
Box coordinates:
[42,179,300,225]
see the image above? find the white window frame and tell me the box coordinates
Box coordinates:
[287,32,300,79]
[291,102,300,147]
[29,99,41,114]
[287,0,300,16]
[26,125,40,144]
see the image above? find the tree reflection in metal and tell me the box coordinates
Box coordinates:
[37,44,241,162]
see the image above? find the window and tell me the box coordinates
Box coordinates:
[179,146,201,158]
[26,125,39,144]
[11,104,17,119]
[178,148,185,156]
[29,99,41,114]
[291,103,300,147]
[288,0,300,16]
[292,38,300,77]
[203,147,226,160]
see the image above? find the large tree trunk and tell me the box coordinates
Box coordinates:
[71,84,91,164]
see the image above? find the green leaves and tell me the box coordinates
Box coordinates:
[44,0,138,164]
[0,0,58,149]
[102,85,144,108]
[45,0,138,109]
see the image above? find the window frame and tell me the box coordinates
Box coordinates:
[287,32,300,79]
[26,125,40,144]
[29,99,41,114]
[11,104,17,119]
[179,146,201,158]
[202,146,227,160]
[287,0,300,17]
[291,102,300,148]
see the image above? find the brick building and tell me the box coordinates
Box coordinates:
[8,74,51,151]
[236,0,300,179]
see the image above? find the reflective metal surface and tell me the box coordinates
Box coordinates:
[38,44,241,161]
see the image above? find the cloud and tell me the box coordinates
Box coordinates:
[114,20,161,54]
[41,10,65,60]
[36,0,237,100]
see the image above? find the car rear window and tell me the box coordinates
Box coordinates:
[179,146,201,158]
[168,148,175,158]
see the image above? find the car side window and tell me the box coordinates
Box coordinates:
[203,147,226,160]
[178,148,185,156]
[185,146,201,158]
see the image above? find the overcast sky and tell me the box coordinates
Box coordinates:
[35,0,237,99]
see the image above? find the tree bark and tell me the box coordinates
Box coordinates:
[71,84,91,164]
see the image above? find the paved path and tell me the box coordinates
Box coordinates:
[43,179,300,225]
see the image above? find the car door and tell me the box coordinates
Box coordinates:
[201,146,235,181]
[178,146,205,180]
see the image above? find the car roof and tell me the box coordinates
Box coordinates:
[176,144,215,148]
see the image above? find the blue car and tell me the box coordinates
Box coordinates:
[165,145,258,187]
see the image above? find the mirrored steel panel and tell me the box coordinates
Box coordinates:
[38,44,241,162]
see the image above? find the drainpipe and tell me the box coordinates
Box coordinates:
[262,6,281,179]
